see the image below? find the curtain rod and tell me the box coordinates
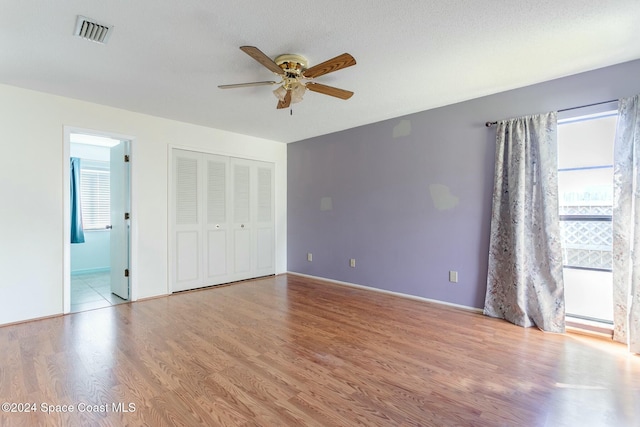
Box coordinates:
[485,99,618,127]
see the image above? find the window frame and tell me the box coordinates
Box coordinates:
[79,159,111,231]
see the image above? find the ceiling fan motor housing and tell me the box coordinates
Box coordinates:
[274,54,308,77]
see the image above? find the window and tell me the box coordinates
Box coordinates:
[557,111,617,324]
[80,160,110,230]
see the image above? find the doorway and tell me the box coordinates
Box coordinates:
[65,131,132,313]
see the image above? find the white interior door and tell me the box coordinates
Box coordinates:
[232,160,252,279]
[205,156,230,282]
[170,150,275,291]
[110,141,130,299]
[173,150,203,291]
[255,163,275,276]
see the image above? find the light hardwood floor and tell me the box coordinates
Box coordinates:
[1,274,639,426]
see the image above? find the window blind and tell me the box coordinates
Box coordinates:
[80,160,110,230]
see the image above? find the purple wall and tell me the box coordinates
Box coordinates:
[287,59,640,309]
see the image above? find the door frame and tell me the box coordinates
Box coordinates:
[63,126,137,314]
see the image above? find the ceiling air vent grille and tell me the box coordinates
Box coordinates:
[74,15,112,44]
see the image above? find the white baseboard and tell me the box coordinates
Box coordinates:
[71,267,110,275]
[287,271,483,314]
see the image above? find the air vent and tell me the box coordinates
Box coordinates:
[74,15,112,44]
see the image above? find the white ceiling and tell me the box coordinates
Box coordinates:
[1,1,639,143]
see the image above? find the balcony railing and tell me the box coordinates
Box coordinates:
[559,212,612,272]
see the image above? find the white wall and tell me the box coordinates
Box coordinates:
[0,83,287,325]
[70,231,110,274]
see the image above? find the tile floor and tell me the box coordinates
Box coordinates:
[70,271,128,313]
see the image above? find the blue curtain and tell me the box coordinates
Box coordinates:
[70,157,85,243]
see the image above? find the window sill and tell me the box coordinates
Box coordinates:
[566,316,613,340]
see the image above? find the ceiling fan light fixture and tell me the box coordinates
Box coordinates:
[273,82,306,104]
[291,83,306,104]
[273,85,287,101]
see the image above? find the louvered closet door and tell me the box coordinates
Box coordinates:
[171,150,276,291]
[204,155,230,283]
[231,158,252,280]
[255,162,275,276]
[172,150,203,291]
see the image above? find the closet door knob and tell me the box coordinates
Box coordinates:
[241,224,245,228]
[215,224,220,229]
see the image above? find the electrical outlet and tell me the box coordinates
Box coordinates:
[307,253,313,262]
[449,271,458,283]
[350,258,356,268]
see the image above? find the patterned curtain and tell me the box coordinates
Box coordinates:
[612,94,640,354]
[484,112,565,333]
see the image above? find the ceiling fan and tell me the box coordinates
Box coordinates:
[218,46,356,109]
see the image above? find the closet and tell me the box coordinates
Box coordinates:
[171,149,275,292]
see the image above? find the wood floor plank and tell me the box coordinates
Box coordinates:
[1,274,639,426]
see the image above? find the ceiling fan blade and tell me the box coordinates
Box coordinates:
[306,82,354,100]
[277,90,292,109]
[302,53,356,79]
[240,46,285,75]
[218,81,278,89]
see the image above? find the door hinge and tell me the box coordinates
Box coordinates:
[124,212,130,220]
[124,268,130,277]
[124,154,130,162]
